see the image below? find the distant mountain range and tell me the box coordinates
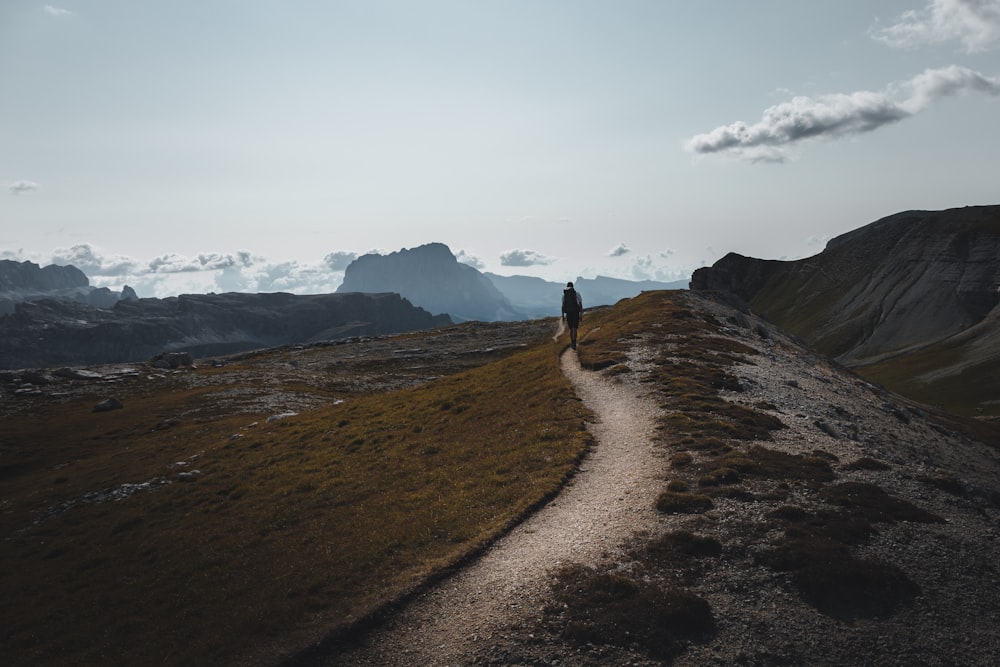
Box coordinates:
[0,248,682,368]
[338,242,686,320]
[0,259,135,315]
[691,205,1000,416]
[0,291,450,370]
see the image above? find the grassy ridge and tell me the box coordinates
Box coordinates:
[858,339,1000,418]
[1,330,591,666]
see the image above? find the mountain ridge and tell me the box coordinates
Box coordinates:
[690,204,1000,416]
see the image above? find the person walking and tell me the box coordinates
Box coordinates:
[561,281,583,350]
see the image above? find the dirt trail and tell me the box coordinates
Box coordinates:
[325,345,667,666]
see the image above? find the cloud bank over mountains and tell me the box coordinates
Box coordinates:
[688,0,1000,162]
[2,243,689,299]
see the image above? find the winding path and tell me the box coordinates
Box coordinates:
[324,345,666,666]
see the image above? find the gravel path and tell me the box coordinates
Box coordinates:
[326,346,667,666]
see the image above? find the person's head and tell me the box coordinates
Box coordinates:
[566,282,574,289]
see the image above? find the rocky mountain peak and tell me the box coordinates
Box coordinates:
[0,259,89,292]
[338,243,524,322]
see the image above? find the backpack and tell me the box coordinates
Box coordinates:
[562,288,580,314]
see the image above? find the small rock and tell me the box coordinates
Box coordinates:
[149,351,194,369]
[53,368,104,380]
[266,411,298,423]
[93,397,124,412]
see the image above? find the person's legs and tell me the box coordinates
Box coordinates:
[566,312,580,350]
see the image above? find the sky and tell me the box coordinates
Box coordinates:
[2,0,999,298]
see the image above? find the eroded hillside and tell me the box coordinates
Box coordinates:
[690,205,1000,417]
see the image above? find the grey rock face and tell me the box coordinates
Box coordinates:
[338,243,525,322]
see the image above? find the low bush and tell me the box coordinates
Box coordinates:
[820,482,945,523]
[843,457,891,471]
[793,558,921,621]
[646,530,723,561]
[656,491,714,514]
[547,564,715,660]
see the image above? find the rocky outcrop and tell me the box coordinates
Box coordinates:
[0,259,132,314]
[0,260,89,291]
[691,205,1000,415]
[0,291,451,369]
[338,243,525,321]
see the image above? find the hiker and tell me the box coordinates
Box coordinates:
[561,281,583,350]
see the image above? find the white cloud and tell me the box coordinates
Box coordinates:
[50,244,139,276]
[608,243,631,258]
[44,5,76,18]
[500,249,555,267]
[872,0,1000,53]
[323,251,358,271]
[455,249,485,270]
[627,254,690,282]
[900,64,1000,111]
[7,180,40,195]
[38,244,357,298]
[686,65,1000,162]
[147,251,259,274]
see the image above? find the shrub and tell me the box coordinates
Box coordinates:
[548,564,715,660]
[656,491,714,514]
[666,479,689,492]
[820,482,945,523]
[792,558,921,620]
[646,530,723,560]
[670,452,693,467]
[843,457,891,471]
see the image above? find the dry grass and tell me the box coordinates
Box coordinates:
[545,563,716,661]
[1,329,591,666]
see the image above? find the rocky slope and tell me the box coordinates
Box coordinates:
[690,205,1000,415]
[463,292,1000,666]
[0,291,450,369]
